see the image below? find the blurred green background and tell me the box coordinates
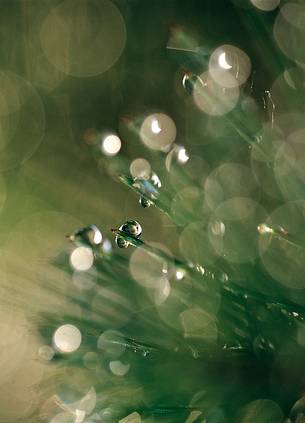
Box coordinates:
[1,0,305,422]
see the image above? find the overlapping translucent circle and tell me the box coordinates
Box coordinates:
[129,158,151,179]
[168,155,210,191]
[179,222,218,266]
[193,71,240,116]
[250,0,280,11]
[236,399,283,423]
[179,307,218,341]
[97,330,125,357]
[209,44,251,88]
[0,71,45,171]
[140,113,177,151]
[259,200,305,289]
[171,186,205,225]
[274,128,305,201]
[204,163,259,210]
[129,243,171,288]
[109,360,130,376]
[274,3,305,65]
[40,0,126,77]
[209,197,267,263]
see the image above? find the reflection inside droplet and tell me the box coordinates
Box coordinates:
[218,52,233,70]
[151,118,162,134]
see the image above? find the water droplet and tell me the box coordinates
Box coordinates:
[69,225,102,248]
[132,171,162,202]
[182,71,202,94]
[115,235,129,249]
[119,220,142,238]
[257,222,273,235]
[139,196,152,208]
[220,272,229,283]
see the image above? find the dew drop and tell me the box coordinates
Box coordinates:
[69,224,102,248]
[119,220,142,238]
[139,196,152,208]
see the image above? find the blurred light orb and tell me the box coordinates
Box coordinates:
[154,277,171,305]
[274,3,305,65]
[53,324,82,353]
[193,71,239,116]
[109,360,130,376]
[140,113,177,151]
[175,269,185,280]
[250,0,280,11]
[209,45,251,88]
[204,163,259,210]
[129,243,170,288]
[102,134,122,156]
[165,144,189,172]
[130,158,151,179]
[259,201,305,289]
[83,352,99,370]
[40,0,126,77]
[179,308,218,341]
[70,246,94,271]
[179,221,218,265]
[178,147,190,163]
[38,345,55,361]
[102,238,112,253]
[97,330,125,357]
[209,198,267,263]
[119,412,141,423]
[273,127,305,201]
